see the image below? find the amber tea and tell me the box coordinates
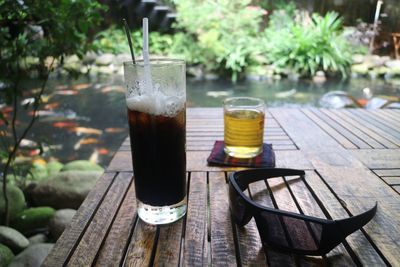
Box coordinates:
[224,97,265,158]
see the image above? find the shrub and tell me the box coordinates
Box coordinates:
[262,11,352,77]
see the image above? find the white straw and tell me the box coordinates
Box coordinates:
[142,18,153,93]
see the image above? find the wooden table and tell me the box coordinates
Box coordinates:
[44,108,400,266]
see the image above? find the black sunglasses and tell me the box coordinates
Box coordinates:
[229,168,377,256]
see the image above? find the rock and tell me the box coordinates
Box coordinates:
[114,53,131,66]
[0,185,26,222]
[0,244,14,267]
[204,73,219,80]
[61,160,104,172]
[95,53,114,66]
[82,51,97,65]
[46,161,64,176]
[0,226,29,253]
[28,233,48,245]
[30,171,102,209]
[12,207,55,235]
[28,162,48,181]
[385,60,400,69]
[64,55,80,65]
[313,71,327,84]
[49,209,76,240]
[9,243,53,267]
[351,54,364,64]
[97,65,115,74]
[351,64,369,75]
[187,66,204,79]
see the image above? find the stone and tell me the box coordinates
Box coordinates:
[0,244,14,267]
[313,71,327,84]
[49,209,76,240]
[0,185,26,222]
[351,54,364,64]
[204,73,219,80]
[12,207,55,235]
[187,66,204,79]
[95,53,114,66]
[64,55,80,65]
[9,243,53,267]
[114,53,131,66]
[351,64,369,75]
[30,171,102,209]
[0,226,29,253]
[385,60,400,69]
[28,233,48,245]
[61,160,104,172]
[27,162,48,181]
[46,161,64,176]
[82,51,97,64]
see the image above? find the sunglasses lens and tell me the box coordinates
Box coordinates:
[255,211,323,253]
[229,183,253,226]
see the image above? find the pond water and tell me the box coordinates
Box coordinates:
[12,74,399,167]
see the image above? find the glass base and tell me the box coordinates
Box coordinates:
[137,197,187,225]
[224,145,263,158]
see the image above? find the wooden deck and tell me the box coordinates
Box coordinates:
[44,108,400,266]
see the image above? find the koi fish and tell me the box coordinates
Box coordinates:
[97,148,109,155]
[54,90,78,96]
[74,137,99,150]
[72,83,91,90]
[105,127,125,133]
[69,127,103,135]
[101,86,125,93]
[44,102,60,110]
[52,121,78,128]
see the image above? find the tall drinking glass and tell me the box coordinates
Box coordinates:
[124,59,187,225]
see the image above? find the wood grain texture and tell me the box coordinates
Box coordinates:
[42,172,116,267]
[182,172,208,267]
[272,108,399,265]
[248,180,296,266]
[208,172,237,266]
[351,149,400,169]
[94,173,136,266]
[66,172,132,267]
[123,220,157,266]
[341,109,400,147]
[153,220,184,266]
[373,169,400,177]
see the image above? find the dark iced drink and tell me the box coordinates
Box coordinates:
[124,59,187,225]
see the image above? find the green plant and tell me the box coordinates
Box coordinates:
[173,0,267,81]
[92,27,174,56]
[0,0,105,225]
[262,11,352,77]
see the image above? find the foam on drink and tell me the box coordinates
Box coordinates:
[126,90,185,117]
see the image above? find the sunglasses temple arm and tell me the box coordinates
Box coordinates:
[335,202,378,238]
[234,169,306,189]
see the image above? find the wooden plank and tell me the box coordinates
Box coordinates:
[303,171,386,266]
[350,149,400,169]
[272,108,400,266]
[267,176,325,266]
[153,220,184,266]
[321,109,385,149]
[307,108,371,149]
[209,172,237,266]
[182,172,208,266]
[66,172,132,266]
[341,110,400,147]
[248,180,296,266]
[329,110,397,149]
[381,177,400,185]
[187,150,313,172]
[94,173,136,266]
[369,110,400,129]
[381,110,400,123]
[42,172,116,267]
[348,109,400,139]
[287,171,355,266]
[107,151,132,172]
[373,169,400,177]
[393,185,400,194]
[302,109,358,149]
[123,220,157,266]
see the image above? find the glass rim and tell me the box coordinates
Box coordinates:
[123,58,185,67]
[223,97,265,108]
